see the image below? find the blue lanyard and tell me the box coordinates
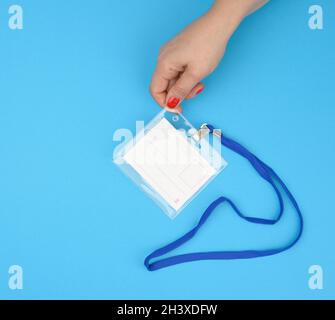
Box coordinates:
[144,124,304,271]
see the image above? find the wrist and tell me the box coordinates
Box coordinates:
[207,0,246,43]
[208,0,268,41]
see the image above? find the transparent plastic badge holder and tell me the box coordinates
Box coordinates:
[113,110,227,219]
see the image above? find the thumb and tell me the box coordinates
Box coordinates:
[165,68,201,109]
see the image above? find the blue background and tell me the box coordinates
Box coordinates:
[0,0,334,299]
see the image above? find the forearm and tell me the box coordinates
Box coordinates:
[213,0,269,17]
[206,0,269,41]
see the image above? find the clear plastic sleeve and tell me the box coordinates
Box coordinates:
[113,110,227,219]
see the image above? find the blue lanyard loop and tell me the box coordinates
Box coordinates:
[144,124,304,271]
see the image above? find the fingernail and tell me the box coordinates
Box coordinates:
[196,87,204,95]
[167,97,180,108]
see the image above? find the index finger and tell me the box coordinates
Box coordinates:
[150,60,180,107]
[150,70,169,107]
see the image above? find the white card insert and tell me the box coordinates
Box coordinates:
[123,118,217,211]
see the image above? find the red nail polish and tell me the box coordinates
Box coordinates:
[196,87,204,95]
[167,97,180,108]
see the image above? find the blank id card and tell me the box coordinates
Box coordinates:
[123,118,216,211]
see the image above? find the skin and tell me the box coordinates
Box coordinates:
[150,0,269,113]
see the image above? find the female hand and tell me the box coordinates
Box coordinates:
[150,0,269,113]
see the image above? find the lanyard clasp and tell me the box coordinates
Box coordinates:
[199,123,222,140]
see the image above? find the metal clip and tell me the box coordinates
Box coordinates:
[198,123,222,140]
[212,129,222,139]
[197,123,211,140]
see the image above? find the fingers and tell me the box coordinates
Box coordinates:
[150,60,205,112]
[166,82,205,113]
[165,68,202,109]
[165,78,183,114]
[150,61,180,108]
[186,82,205,99]
[149,71,169,107]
